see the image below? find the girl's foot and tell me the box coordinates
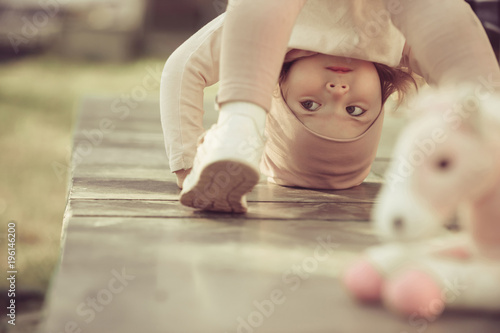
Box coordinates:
[179,102,266,213]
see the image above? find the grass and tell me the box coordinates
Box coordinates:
[0,54,165,292]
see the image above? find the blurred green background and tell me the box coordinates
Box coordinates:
[0,55,165,292]
[0,0,227,310]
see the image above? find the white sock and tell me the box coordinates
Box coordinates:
[218,102,267,135]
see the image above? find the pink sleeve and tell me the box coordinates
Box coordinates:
[217,0,308,112]
[160,14,224,172]
[393,0,500,89]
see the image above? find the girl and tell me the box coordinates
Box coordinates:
[160,0,499,213]
[161,0,500,319]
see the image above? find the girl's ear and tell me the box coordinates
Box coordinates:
[450,84,488,137]
[456,110,483,139]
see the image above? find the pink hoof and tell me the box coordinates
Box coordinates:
[383,270,444,319]
[343,259,383,302]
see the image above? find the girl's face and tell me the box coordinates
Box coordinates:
[281,54,382,139]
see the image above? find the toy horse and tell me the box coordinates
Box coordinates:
[343,87,500,319]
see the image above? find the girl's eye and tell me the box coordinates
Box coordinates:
[301,100,321,111]
[346,106,366,116]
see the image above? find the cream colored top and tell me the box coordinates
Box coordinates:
[288,0,405,67]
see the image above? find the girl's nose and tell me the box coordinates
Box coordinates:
[326,83,349,95]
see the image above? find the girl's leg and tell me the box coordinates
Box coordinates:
[217,0,308,112]
[392,0,500,90]
[180,0,307,213]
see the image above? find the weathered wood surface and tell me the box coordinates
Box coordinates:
[39,97,500,333]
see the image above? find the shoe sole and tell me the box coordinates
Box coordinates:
[179,160,259,213]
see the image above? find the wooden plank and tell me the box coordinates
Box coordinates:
[71,146,168,168]
[75,100,163,119]
[40,97,500,333]
[74,96,219,131]
[70,145,387,180]
[40,217,500,333]
[70,177,382,202]
[72,165,170,179]
[68,199,374,221]
[73,132,165,147]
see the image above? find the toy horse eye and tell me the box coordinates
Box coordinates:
[393,217,404,231]
[436,158,452,171]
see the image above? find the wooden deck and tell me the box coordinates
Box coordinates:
[39,97,500,333]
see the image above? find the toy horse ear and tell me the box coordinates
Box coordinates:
[479,92,500,125]
[455,93,484,137]
[405,86,450,120]
[409,86,485,136]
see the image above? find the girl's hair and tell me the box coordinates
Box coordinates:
[373,62,417,106]
[279,60,417,107]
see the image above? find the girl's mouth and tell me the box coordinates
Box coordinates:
[327,67,352,73]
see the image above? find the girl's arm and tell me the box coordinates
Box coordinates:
[165,0,306,187]
[160,14,224,181]
[393,0,500,91]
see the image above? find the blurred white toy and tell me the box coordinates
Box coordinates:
[343,87,500,319]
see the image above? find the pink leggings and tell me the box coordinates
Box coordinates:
[217,0,500,112]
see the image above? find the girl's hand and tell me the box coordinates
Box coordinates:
[174,168,192,189]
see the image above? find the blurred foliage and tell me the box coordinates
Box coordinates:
[0,55,164,292]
